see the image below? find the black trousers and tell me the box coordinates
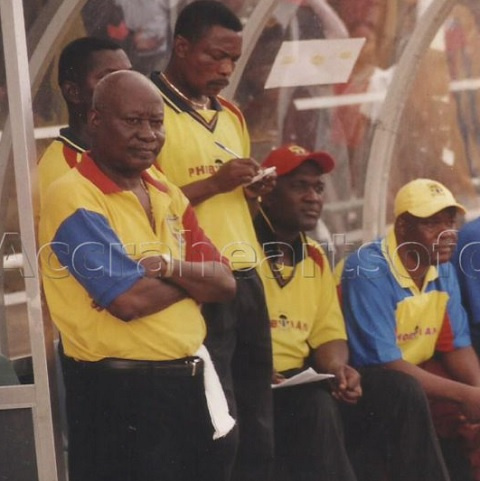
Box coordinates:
[273,368,450,481]
[61,355,217,481]
[203,269,274,481]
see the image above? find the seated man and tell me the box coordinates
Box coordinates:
[453,215,480,355]
[254,146,450,481]
[39,70,236,481]
[340,178,480,481]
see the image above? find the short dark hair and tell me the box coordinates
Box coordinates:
[174,0,242,42]
[58,36,123,86]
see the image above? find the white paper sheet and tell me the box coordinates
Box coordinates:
[272,367,334,389]
[264,37,366,89]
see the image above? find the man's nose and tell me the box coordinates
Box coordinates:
[304,186,323,202]
[438,227,457,241]
[219,58,235,76]
[137,120,156,140]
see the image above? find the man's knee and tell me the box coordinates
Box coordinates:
[278,385,342,430]
[362,368,429,410]
[312,387,343,420]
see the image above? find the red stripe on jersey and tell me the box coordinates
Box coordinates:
[142,171,169,193]
[77,153,122,194]
[182,205,227,265]
[218,97,246,130]
[63,144,79,168]
[151,163,166,175]
[336,284,343,309]
[306,244,324,271]
[435,311,455,352]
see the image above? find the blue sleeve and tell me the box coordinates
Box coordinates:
[51,208,144,308]
[453,220,480,336]
[340,247,403,366]
[440,263,472,350]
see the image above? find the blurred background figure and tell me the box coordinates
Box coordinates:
[115,0,174,74]
[82,0,189,75]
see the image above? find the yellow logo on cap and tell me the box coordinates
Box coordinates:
[428,183,446,197]
[288,145,308,155]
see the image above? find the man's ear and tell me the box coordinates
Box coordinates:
[173,35,190,59]
[61,81,81,104]
[395,216,408,240]
[87,108,100,132]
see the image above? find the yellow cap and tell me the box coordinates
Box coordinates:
[394,178,466,218]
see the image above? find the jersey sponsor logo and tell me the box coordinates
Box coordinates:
[188,159,224,178]
[270,313,308,332]
[397,325,438,343]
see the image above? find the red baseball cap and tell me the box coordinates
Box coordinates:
[262,144,335,176]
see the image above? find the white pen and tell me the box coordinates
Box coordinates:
[215,140,276,184]
[214,141,241,159]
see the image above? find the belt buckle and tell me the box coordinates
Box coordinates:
[189,358,201,376]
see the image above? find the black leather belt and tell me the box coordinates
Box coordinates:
[74,356,203,377]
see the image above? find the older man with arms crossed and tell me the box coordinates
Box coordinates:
[39,70,236,481]
[341,179,480,481]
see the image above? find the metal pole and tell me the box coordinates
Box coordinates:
[0,0,62,479]
[362,0,458,241]
[222,0,279,100]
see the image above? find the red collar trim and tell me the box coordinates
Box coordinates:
[77,153,123,194]
[63,143,80,169]
[77,153,170,194]
[142,169,169,193]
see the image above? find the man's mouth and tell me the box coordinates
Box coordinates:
[132,147,157,159]
[302,209,321,219]
[208,79,229,89]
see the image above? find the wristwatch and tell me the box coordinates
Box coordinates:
[159,253,174,278]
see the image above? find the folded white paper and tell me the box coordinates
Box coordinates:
[272,367,334,389]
